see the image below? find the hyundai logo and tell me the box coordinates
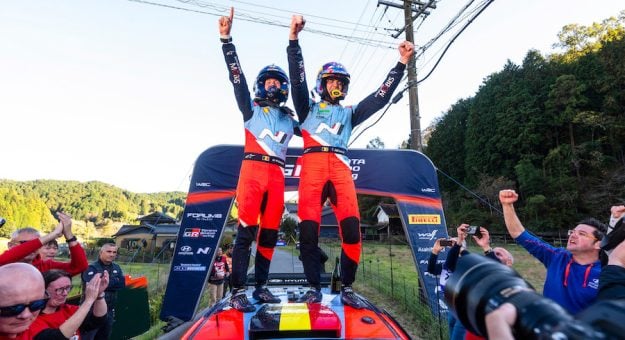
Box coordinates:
[180,246,193,252]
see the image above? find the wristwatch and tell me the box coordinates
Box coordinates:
[66,235,77,243]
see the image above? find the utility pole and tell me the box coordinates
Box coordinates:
[378,0,436,151]
[404,1,421,151]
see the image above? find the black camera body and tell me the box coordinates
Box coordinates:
[444,254,625,339]
[603,217,625,252]
[465,225,482,238]
[439,239,454,247]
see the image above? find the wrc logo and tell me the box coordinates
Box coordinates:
[315,123,343,135]
[259,129,287,143]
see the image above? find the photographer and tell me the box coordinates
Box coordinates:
[445,224,513,340]
[446,225,513,271]
[499,189,606,314]
[427,237,459,339]
[481,238,625,339]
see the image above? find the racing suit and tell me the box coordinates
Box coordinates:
[223,42,298,289]
[287,39,405,288]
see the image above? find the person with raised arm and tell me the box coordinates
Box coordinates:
[219,8,299,313]
[287,14,414,309]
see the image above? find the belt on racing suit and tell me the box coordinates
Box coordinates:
[243,152,285,168]
[302,146,347,155]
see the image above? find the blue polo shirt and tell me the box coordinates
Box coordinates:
[515,230,600,314]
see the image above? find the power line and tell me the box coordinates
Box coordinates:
[340,0,378,61]
[350,0,496,147]
[177,0,394,35]
[127,0,399,48]
[416,0,495,84]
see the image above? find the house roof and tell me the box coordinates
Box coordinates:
[376,203,399,217]
[138,212,177,225]
[113,225,153,237]
[113,223,180,237]
[146,223,180,235]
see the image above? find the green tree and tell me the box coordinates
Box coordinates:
[280,217,298,244]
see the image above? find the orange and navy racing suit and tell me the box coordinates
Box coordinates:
[223,42,298,289]
[287,39,405,289]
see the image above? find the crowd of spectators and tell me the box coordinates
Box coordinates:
[427,190,624,339]
[1,197,623,339]
[0,213,124,339]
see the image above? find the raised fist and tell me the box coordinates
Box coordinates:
[219,7,234,36]
[290,15,306,39]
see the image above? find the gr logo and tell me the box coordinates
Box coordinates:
[196,247,211,255]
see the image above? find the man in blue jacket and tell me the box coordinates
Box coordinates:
[499,189,606,314]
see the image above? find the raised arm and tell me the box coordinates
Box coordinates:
[287,15,311,122]
[57,213,88,276]
[219,7,253,121]
[426,238,445,275]
[1,223,63,265]
[445,224,469,272]
[499,189,526,239]
[59,274,105,338]
[351,41,414,127]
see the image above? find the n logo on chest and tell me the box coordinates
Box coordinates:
[315,123,343,135]
[259,129,287,144]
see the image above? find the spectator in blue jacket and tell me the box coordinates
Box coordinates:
[81,243,125,340]
[499,189,607,314]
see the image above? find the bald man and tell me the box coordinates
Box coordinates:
[0,263,46,339]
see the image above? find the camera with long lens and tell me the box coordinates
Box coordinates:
[445,253,625,339]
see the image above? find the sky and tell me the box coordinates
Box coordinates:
[1,0,623,193]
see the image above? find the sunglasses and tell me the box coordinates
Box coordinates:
[0,298,48,317]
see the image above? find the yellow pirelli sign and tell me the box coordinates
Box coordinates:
[408,214,441,224]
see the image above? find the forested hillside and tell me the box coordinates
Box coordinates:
[0,180,185,238]
[425,12,625,231]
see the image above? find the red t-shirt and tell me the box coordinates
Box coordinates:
[0,239,43,266]
[29,304,80,339]
[32,243,88,277]
[0,329,39,340]
[465,330,485,340]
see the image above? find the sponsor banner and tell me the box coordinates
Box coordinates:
[161,197,232,321]
[397,199,449,316]
[408,214,441,224]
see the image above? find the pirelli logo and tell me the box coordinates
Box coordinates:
[408,214,441,224]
